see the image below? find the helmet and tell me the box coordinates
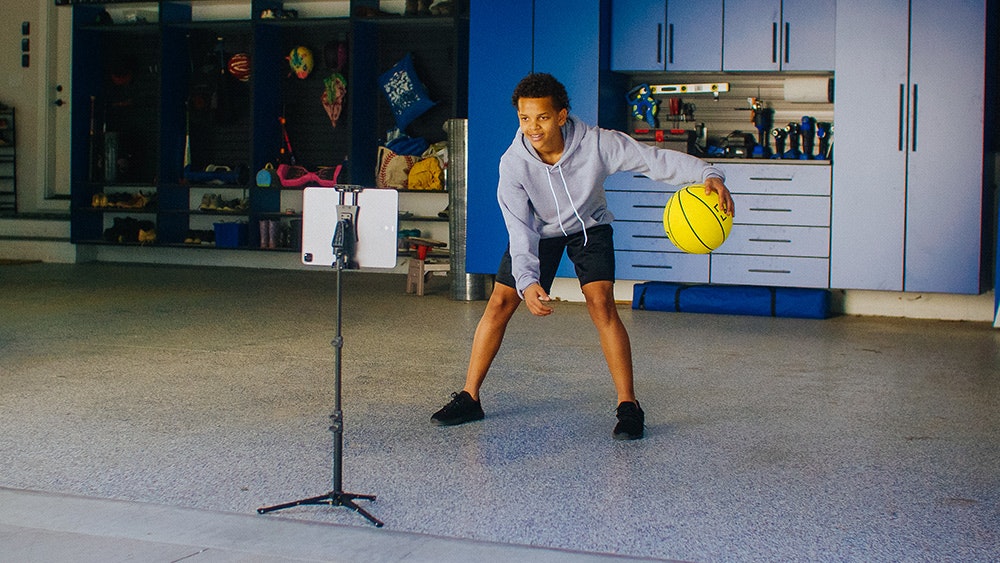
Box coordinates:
[287,46,314,79]
[227,53,250,82]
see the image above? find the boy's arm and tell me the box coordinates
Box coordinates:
[497,173,542,297]
[603,129,734,216]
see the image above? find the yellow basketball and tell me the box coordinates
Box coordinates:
[663,185,732,254]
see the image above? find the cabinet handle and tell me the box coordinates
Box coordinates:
[749,238,792,244]
[749,207,792,213]
[657,23,662,64]
[898,84,905,151]
[748,176,793,182]
[911,83,918,152]
[771,22,778,63]
[784,22,790,64]
[749,268,792,274]
[668,23,674,64]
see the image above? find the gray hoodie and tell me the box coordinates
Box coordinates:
[497,114,725,295]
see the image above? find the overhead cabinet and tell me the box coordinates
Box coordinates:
[830,0,985,294]
[610,0,723,72]
[723,0,835,72]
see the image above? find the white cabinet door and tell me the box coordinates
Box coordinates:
[904,0,984,294]
[610,0,665,71]
[723,0,781,71]
[666,0,723,71]
[723,0,835,71]
[830,0,909,291]
[779,0,835,71]
[611,0,722,72]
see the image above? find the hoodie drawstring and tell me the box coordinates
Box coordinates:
[545,171,569,238]
[553,165,588,246]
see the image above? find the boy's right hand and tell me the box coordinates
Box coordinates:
[523,283,554,316]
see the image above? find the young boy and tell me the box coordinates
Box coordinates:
[432,73,733,440]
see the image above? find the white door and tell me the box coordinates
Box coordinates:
[46,3,73,199]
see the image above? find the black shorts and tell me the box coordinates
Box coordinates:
[496,224,615,293]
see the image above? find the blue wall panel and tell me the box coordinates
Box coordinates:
[466,0,533,274]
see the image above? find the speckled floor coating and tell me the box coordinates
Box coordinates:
[0,262,997,562]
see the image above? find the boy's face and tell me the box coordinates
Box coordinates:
[516,96,568,154]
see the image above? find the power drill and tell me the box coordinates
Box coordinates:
[800,116,816,160]
[771,127,787,159]
[816,122,832,159]
[750,98,774,158]
[782,122,802,159]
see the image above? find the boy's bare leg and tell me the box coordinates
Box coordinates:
[581,280,635,404]
[462,283,522,400]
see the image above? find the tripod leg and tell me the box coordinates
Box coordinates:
[257,492,338,514]
[257,491,383,527]
[335,493,384,527]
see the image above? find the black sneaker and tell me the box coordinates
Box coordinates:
[613,401,645,440]
[431,391,485,426]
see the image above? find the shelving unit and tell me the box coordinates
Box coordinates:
[67,0,468,255]
[0,105,15,214]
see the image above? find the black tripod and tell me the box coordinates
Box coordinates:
[258,187,383,527]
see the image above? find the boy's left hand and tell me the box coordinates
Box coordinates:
[704,176,735,217]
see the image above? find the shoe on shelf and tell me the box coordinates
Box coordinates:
[431,391,484,426]
[613,401,645,440]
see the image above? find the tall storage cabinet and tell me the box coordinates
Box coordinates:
[830,0,985,294]
[466,0,619,275]
[465,0,532,274]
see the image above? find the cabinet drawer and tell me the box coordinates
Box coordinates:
[617,250,709,283]
[604,172,678,192]
[614,220,670,252]
[711,255,829,288]
[607,191,670,221]
[721,225,829,257]
[738,194,830,227]
[716,163,831,196]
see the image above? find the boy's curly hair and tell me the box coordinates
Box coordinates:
[511,73,571,111]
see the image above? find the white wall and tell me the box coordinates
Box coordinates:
[0,1,72,214]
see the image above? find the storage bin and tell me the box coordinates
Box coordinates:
[213,222,247,248]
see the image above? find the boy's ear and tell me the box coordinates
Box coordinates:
[557,107,568,125]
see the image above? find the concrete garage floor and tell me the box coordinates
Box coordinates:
[0,262,997,562]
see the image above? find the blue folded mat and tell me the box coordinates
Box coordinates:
[632,282,833,319]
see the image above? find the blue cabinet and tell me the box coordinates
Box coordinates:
[830,0,985,294]
[610,0,723,72]
[466,0,618,275]
[466,0,533,274]
[723,0,835,72]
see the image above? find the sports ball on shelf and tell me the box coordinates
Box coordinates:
[662,185,732,254]
[287,46,314,79]
[227,53,250,82]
